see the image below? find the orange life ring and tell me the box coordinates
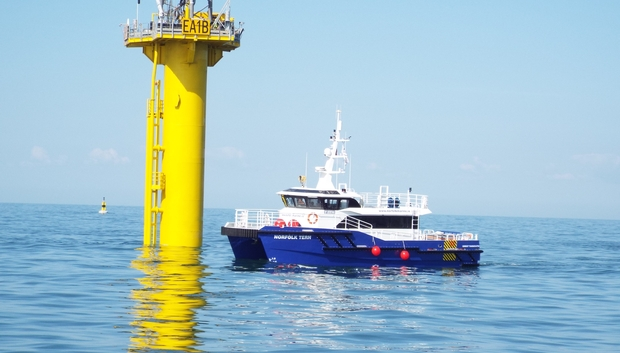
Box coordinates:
[307,213,319,224]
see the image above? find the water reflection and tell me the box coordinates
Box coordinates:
[231,259,480,280]
[129,246,208,352]
[229,262,480,349]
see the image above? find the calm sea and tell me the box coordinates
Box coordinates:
[1,203,618,352]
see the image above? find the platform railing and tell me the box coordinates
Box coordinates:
[124,13,240,42]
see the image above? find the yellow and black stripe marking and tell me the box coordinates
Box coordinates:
[444,240,457,249]
[443,240,457,261]
[443,253,457,261]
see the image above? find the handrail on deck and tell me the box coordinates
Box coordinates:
[230,209,478,241]
[340,216,373,230]
[234,209,279,229]
[359,190,428,209]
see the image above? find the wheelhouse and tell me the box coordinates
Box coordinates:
[280,194,362,210]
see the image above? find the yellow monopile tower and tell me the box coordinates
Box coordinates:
[123,1,242,246]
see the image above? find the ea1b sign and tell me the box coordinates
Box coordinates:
[182,19,210,35]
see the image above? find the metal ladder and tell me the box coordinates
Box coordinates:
[144,80,165,245]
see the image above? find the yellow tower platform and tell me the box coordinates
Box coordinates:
[123,1,242,247]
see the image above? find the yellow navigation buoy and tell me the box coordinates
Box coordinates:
[99,197,107,214]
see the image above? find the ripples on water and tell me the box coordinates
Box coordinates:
[0,204,618,352]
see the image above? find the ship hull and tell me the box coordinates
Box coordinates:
[223,226,481,268]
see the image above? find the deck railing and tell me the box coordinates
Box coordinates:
[234,209,280,229]
[358,188,429,209]
[366,229,477,241]
[230,209,477,241]
[340,216,373,230]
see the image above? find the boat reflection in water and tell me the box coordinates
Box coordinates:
[232,259,477,281]
[129,246,208,352]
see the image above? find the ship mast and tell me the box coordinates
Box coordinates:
[315,110,349,190]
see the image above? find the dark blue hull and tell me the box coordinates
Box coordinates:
[223,226,482,268]
[226,234,267,260]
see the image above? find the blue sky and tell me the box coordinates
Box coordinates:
[0,1,618,220]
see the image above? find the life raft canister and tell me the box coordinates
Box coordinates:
[307,213,319,224]
[274,218,286,228]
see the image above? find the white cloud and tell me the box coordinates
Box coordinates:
[215,146,244,159]
[548,173,576,180]
[460,157,500,172]
[89,148,129,164]
[367,162,378,170]
[573,153,620,166]
[21,146,67,166]
[460,163,475,171]
[31,146,51,164]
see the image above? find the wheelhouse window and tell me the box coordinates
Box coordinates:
[354,197,364,207]
[323,198,339,210]
[320,197,361,210]
[294,197,307,208]
[307,198,321,209]
[281,195,361,209]
[282,195,312,208]
[283,196,295,207]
